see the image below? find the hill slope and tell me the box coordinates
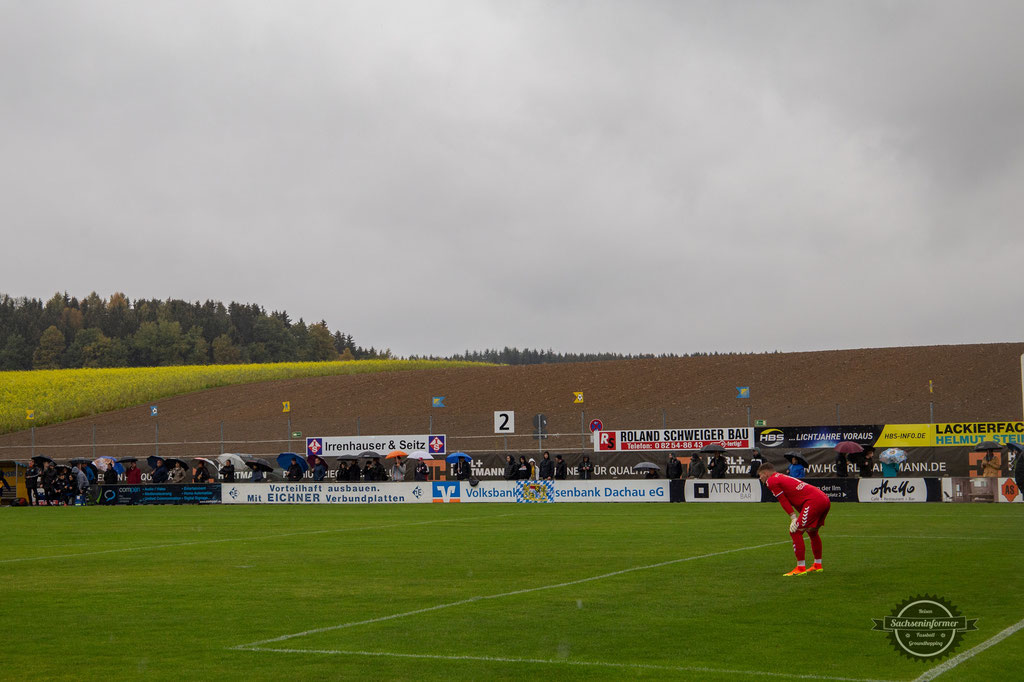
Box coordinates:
[1,343,1021,460]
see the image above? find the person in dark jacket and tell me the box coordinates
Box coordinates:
[286,458,304,481]
[151,458,169,484]
[538,452,554,480]
[349,460,362,481]
[193,462,212,483]
[25,462,40,506]
[414,459,429,481]
[312,457,327,482]
[335,461,347,482]
[666,455,683,480]
[834,451,848,478]
[454,458,470,481]
[554,455,567,480]
[517,456,530,480]
[252,466,266,483]
[219,460,235,483]
[59,469,75,505]
[1010,443,1023,488]
[748,451,765,478]
[688,454,707,479]
[858,447,875,478]
[103,465,118,485]
[504,455,518,480]
[579,455,593,480]
[711,453,728,479]
[41,461,57,504]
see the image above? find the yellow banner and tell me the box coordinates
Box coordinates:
[874,424,932,447]
[876,422,1024,447]
[931,422,1024,447]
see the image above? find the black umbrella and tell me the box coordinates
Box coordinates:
[835,441,864,454]
[337,454,360,461]
[633,462,660,470]
[31,455,54,464]
[161,457,189,470]
[700,443,727,453]
[69,457,92,465]
[358,450,380,459]
[974,441,1002,451]
[243,456,274,473]
[786,454,809,468]
[117,457,139,463]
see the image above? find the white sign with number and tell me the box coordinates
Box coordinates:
[494,411,515,434]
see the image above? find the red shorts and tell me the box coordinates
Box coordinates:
[796,496,831,531]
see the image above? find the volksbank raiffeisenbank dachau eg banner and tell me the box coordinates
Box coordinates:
[595,427,753,451]
[306,434,447,457]
[220,480,668,504]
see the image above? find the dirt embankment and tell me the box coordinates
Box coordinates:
[2,343,1021,460]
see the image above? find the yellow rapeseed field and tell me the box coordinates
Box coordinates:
[0,360,482,435]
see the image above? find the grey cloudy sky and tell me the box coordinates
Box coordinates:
[3,1,1023,357]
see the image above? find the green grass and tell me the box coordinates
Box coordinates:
[2,503,1022,681]
[0,359,489,434]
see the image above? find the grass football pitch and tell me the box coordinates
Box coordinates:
[3,502,1022,681]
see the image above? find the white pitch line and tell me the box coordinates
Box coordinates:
[913,616,1024,681]
[240,647,894,682]
[233,540,788,649]
[0,513,513,564]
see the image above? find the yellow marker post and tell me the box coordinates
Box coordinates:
[282,401,291,413]
[26,409,35,420]
[573,392,584,404]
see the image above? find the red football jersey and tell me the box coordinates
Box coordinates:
[766,473,828,514]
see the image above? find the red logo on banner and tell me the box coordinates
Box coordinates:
[1002,478,1020,502]
[598,431,616,450]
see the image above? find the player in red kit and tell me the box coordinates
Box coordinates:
[758,461,831,576]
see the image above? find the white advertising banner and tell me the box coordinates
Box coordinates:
[594,427,753,452]
[998,477,1022,503]
[305,434,447,458]
[450,480,669,503]
[857,478,929,502]
[220,480,669,504]
[221,482,430,504]
[684,479,763,502]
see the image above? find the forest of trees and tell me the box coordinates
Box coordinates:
[0,291,760,371]
[0,292,388,370]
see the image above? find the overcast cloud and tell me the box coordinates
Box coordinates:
[3,1,1023,357]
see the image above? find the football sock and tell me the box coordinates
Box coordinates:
[790,532,805,562]
[810,533,822,561]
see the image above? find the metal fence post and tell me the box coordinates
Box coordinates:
[835,404,840,427]
[92,424,96,459]
[220,421,224,454]
[155,420,159,457]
